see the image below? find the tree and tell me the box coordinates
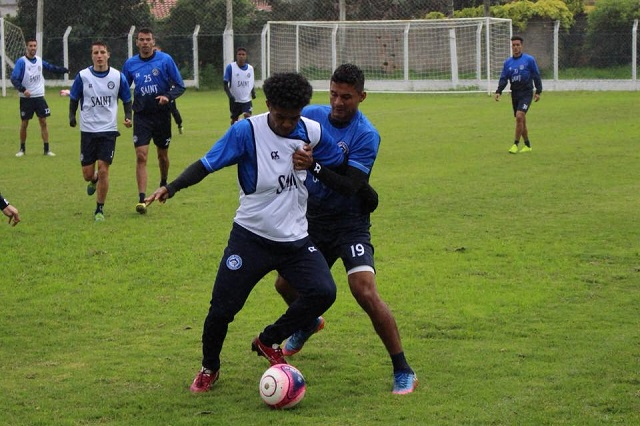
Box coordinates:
[586,0,640,67]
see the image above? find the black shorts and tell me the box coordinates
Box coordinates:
[308,218,375,274]
[230,101,253,120]
[80,132,119,166]
[20,97,50,120]
[133,111,172,149]
[511,91,534,116]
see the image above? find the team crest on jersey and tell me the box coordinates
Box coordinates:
[226,254,243,270]
[519,64,525,70]
[338,141,349,155]
[246,72,252,78]
[271,151,280,160]
[108,81,115,90]
[152,68,160,76]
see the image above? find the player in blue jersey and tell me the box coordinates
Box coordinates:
[495,36,542,154]
[223,47,256,125]
[275,64,418,395]
[11,38,68,157]
[0,191,20,226]
[144,72,345,393]
[122,28,185,214]
[68,41,133,222]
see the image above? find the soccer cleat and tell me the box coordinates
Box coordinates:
[135,202,147,214]
[392,371,418,395]
[94,212,105,222]
[45,151,56,157]
[251,336,287,366]
[190,368,220,393]
[520,146,532,153]
[15,151,25,157]
[282,316,325,356]
[508,144,519,154]
[178,126,184,134]
[87,181,97,196]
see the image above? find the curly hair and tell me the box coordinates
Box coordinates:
[263,73,313,110]
[331,64,365,93]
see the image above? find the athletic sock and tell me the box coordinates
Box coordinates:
[513,140,519,146]
[96,203,104,214]
[44,142,50,153]
[139,193,146,203]
[390,352,411,373]
[524,140,531,147]
[160,179,167,187]
[19,143,25,152]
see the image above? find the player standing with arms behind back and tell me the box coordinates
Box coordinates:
[274,64,417,395]
[495,35,542,154]
[122,28,185,214]
[223,47,256,125]
[10,38,68,157]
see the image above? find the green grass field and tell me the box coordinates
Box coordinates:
[1,88,639,425]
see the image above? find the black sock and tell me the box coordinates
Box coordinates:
[139,193,145,203]
[19,143,25,152]
[44,142,50,153]
[96,203,104,214]
[160,179,167,187]
[390,352,412,373]
[514,140,519,146]
[524,140,531,147]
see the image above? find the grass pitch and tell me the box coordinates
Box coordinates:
[1,88,638,425]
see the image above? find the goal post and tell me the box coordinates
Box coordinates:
[1,17,27,97]
[262,18,512,93]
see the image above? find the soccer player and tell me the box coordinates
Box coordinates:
[144,73,345,393]
[0,191,20,226]
[122,28,185,214]
[10,38,68,157]
[68,41,132,222]
[275,64,418,395]
[223,47,256,125]
[495,35,542,154]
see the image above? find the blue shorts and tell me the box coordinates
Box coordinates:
[80,132,119,166]
[132,111,172,148]
[20,97,50,120]
[511,91,534,116]
[309,217,375,274]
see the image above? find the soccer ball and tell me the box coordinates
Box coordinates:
[259,364,306,409]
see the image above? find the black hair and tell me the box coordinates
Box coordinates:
[236,47,247,53]
[91,40,110,53]
[263,73,313,110]
[331,63,365,93]
[26,37,37,44]
[511,35,524,43]
[138,28,154,36]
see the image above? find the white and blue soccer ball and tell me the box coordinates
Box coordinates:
[259,363,306,409]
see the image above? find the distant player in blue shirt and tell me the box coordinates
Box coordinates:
[68,41,132,222]
[10,38,68,157]
[274,64,418,395]
[144,73,345,394]
[122,28,185,214]
[495,35,542,154]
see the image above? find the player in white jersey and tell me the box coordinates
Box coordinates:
[10,38,68,157]
[223,47,256,125]
[144,73,345,393]
[68,41,132,222]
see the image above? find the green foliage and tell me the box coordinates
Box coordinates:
[586,0,640,67]
[452,0,574,30]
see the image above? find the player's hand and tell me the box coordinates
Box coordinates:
[2,205,20,226]
[293,144,313,170]
[251,91,256,100]
[24,90,31,98]
[145,187,170,205]
[494,93,501,101]
[156,95,169,105]
[534,93,540,102]
[69,117,77,127]
[123,118,132,128]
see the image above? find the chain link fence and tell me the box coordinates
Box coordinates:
[2,0,640,93]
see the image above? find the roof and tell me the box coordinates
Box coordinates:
[148,0,178,19]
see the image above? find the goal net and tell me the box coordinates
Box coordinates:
[263,18,512,93]
[1,18,27,96]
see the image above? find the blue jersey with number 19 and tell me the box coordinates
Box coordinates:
[200,113,345,242]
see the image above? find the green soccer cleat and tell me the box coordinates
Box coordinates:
[94,212,105,222]
[87,181,97,196]
[520,146,532,153]
[508,144,519,154]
